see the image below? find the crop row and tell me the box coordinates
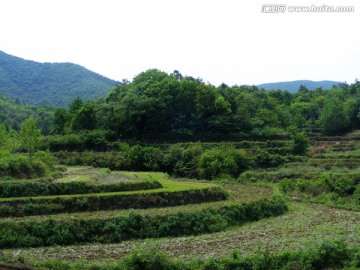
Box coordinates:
[0,179,162,198]
[0,186,227,218]
[0,195,287,248]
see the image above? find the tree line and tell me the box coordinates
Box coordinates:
[50,69,360,141]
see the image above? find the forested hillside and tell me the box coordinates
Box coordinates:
[0,50,117,107]
[48,69,360,144]
[0,93,55,134]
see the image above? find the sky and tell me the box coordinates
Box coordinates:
[0,0,359,86]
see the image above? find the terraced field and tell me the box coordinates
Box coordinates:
[1,129,360,269]
[0,166,287,269]
[2,202,357,263]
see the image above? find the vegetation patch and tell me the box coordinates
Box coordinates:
[0,180,163,198]
[0,194,286,248]
[0,181,226,217]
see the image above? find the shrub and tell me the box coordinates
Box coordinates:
[198,145,249,180]
[278,178,297,193]
[165,143,205,179]
[0,154,49,179]
[324,175,355,197]
[117,144,164,171]
[254,150,287,168]
[123,245,184,270]
[297,177,330,196]
[291,131,309,155]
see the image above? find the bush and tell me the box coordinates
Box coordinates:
[164,143,205,179]
[278,178,297,193]
[0,154,49,179]
[35,151,56,170]
[297,177,330,196]
[291,131,309,155]
[117,144,164,171]
[123,245,184,270]
[198,145,249,180]
[254,150,287,168]
[324,175,355,197]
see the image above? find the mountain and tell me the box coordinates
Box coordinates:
[257,80,342,93]
[0,50,117,107]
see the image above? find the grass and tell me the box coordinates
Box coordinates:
[2,201,358,264]
[112,171,169,181]
[55,167,170,184]
[55,174,95,183]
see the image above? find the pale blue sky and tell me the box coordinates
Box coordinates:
[0,0,359,85]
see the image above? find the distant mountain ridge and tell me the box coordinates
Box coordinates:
[257,80,342,93]
[0,50,117,107]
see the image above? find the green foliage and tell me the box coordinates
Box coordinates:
[43,130,110,151]
[291,130,309,155]
[68,97,84,115]
[35,151,55,170]
[117,144,164,171]
[164,143,204,178]
[123,245,184,270]
[71,102,97,131]
[254,150,287,168]
[0,195,285,248]
[0,93,55,134]
[3,241,357,270]
[278,178,297,193]
[0,180,163,198]
[324,175,355,197]
[297,177,330,196]
[0,154,49,179]
[50,108,69,135]
[198,145,249,180]
[0,187,227,218]
[0,124,8,153]
[0,50,116,107]
[2,68,360,141]
[20,118,41,163]
[319,92,347,135]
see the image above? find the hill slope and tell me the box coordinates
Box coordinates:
[0,93,55,134]
[0,50,117,107]
[257,80,341,93]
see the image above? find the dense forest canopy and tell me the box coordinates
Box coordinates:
[0,50,117,107]
[48,69,360,141]
[0,93,55,134]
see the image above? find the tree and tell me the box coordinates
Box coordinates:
[319,93,346,135]
[291,131,309,155]
[69,97,83,115]
[51,108,69,135]
[8,127,20,153]
[0,124,8,153]
[20,118,41,164]
[71,102,97,131]
[198,145,248,180]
